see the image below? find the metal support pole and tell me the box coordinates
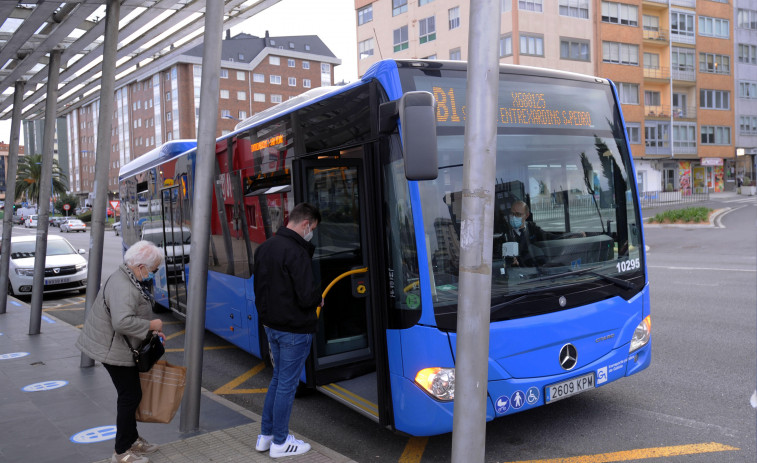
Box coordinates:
[180,0,223,432]
[450,0,501,461]
[29,50,61,335]
[81,0,121,367]
[0,81,25,315]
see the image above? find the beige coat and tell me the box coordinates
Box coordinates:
[76,265,152,366]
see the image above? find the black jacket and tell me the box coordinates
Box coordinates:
[253,226,322,334]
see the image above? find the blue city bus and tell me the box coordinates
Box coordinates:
[118,59,651,436]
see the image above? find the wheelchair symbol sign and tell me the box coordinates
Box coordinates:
[70,426,117,444]
[22,380,69,392]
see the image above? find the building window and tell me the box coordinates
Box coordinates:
[699,53,730,74]
[289,42,295,49]
[269,56,280,66]
[303,61,310,69]
[254,93,265,102]
[394,25,409,52]
[738,44,757,64]
[625,123,640,144]
[166,112,172,121]
[645,122,669,148]
[237,91,247,100]
[499,35,512,57]
[701,126,731,145]
[644,90,661,106]
[303,79,311,88]
[270,75,281,85]
[450,48,461,60]
[617,82,639,104]
[253,73,264,83]
[672,47,696,71]
[560,38,589,61]
[288,77,297,86]
[602,41,639,65]
[220,68,228,78]
[358,4,373,25]
[520,34,544,56]
[238,111,247,120]
[321,63,331,86]
[699,16,730,38]
[700,89,730,110]
[419,0,435,4]
[738,81,757,99]
[236,71,245,80]
[288,59,295,67]
[740,116,757,134]
[221,109,231,118]
[220,89,229,99]
[601,2,637,26]
[419,16,436,44]
[643,14,659,32]
[643,53,659,70]
[737,9,757,30]
[359,38,374,59]
[673,124,697,150]
[559,0,589,19]
[671,11,695,38]
[519,0,542,12]
[165,92,171,101]
[449,7,460,30]
[271,94,282,104]
[393,0,408,16]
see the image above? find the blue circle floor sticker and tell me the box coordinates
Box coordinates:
[71,426,117,444]
[0,352,29,360]
[22,380,69,392]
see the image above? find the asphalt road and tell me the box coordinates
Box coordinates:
[17,194,757,462]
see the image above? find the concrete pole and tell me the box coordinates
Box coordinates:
[450,0,501,461]
[0,81,25,315]
[81,0,121,367]
[180,0,223,432]
[29,50,61,335]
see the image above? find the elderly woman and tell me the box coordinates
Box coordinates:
[76,240,166,463]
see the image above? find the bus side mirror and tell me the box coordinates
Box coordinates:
[399,91,438,181]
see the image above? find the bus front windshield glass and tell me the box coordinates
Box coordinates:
[408,69,643,324]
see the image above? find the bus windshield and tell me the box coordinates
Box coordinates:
[402,67,644,327]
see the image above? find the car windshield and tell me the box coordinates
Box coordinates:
[141,228,190,246]
[67,220,84,225]
[10,240,77,259]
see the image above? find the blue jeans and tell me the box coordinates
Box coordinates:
[261,327,313,445]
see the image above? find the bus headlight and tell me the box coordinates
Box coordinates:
[415,367,455,401]
[629,315,651,353]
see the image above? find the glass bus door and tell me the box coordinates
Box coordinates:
[160,186,189,315]
[297,156,383,423]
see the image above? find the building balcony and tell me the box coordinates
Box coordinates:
[644,66,670,81]
[672,67,696,83]
[671,0,695,7]
[670,32,696,46]
[673,105,697,120]
[643,28,669,45]
[672,143,698,155]
[645,105,697,120]
[644,143,672,156]
[642,0,668,10]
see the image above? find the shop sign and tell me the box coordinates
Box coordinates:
[700,158,722,166]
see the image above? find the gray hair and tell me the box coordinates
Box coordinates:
[124,240,164,269]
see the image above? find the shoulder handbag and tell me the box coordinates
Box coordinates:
[124,332,165,373]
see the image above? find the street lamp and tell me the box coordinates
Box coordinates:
[222,114,240,121]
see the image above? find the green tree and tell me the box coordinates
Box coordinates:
[54,192,80,216]
[15,154,68,205]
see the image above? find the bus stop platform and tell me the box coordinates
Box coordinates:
[0,298,356,463]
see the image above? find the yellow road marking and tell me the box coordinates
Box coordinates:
[43,306,84,312]
[399,437,428,463]
[164,345,236,353]
[504,442,739,463]
[164,329,185,341]
[214,362,267,395]
[162,320,184,325]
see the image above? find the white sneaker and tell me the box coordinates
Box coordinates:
[111,450,149,463]
[255,434,273,451]
[269,434,311,459]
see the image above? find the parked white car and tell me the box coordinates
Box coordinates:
[4,235,88,297]
[24,215,38,228]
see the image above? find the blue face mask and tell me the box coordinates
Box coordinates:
[509,215,523,229]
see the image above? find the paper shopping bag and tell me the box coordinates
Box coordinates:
[136,360,187,423]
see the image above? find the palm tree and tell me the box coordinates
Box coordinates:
[15,154,68,206]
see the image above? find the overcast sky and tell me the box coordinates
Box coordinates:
[0,0,358,145]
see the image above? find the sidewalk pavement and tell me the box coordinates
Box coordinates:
[0,298,356,463]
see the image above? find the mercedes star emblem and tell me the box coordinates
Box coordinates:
[559,343,578,371]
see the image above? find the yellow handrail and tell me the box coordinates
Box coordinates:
[317,267,368,317]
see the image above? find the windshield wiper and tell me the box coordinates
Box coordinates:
[490,294,530,317]
[529,266,636,291]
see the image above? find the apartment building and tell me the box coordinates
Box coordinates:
[735,0,757,184]
[356,0,739,192]
[65,32,340,203]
